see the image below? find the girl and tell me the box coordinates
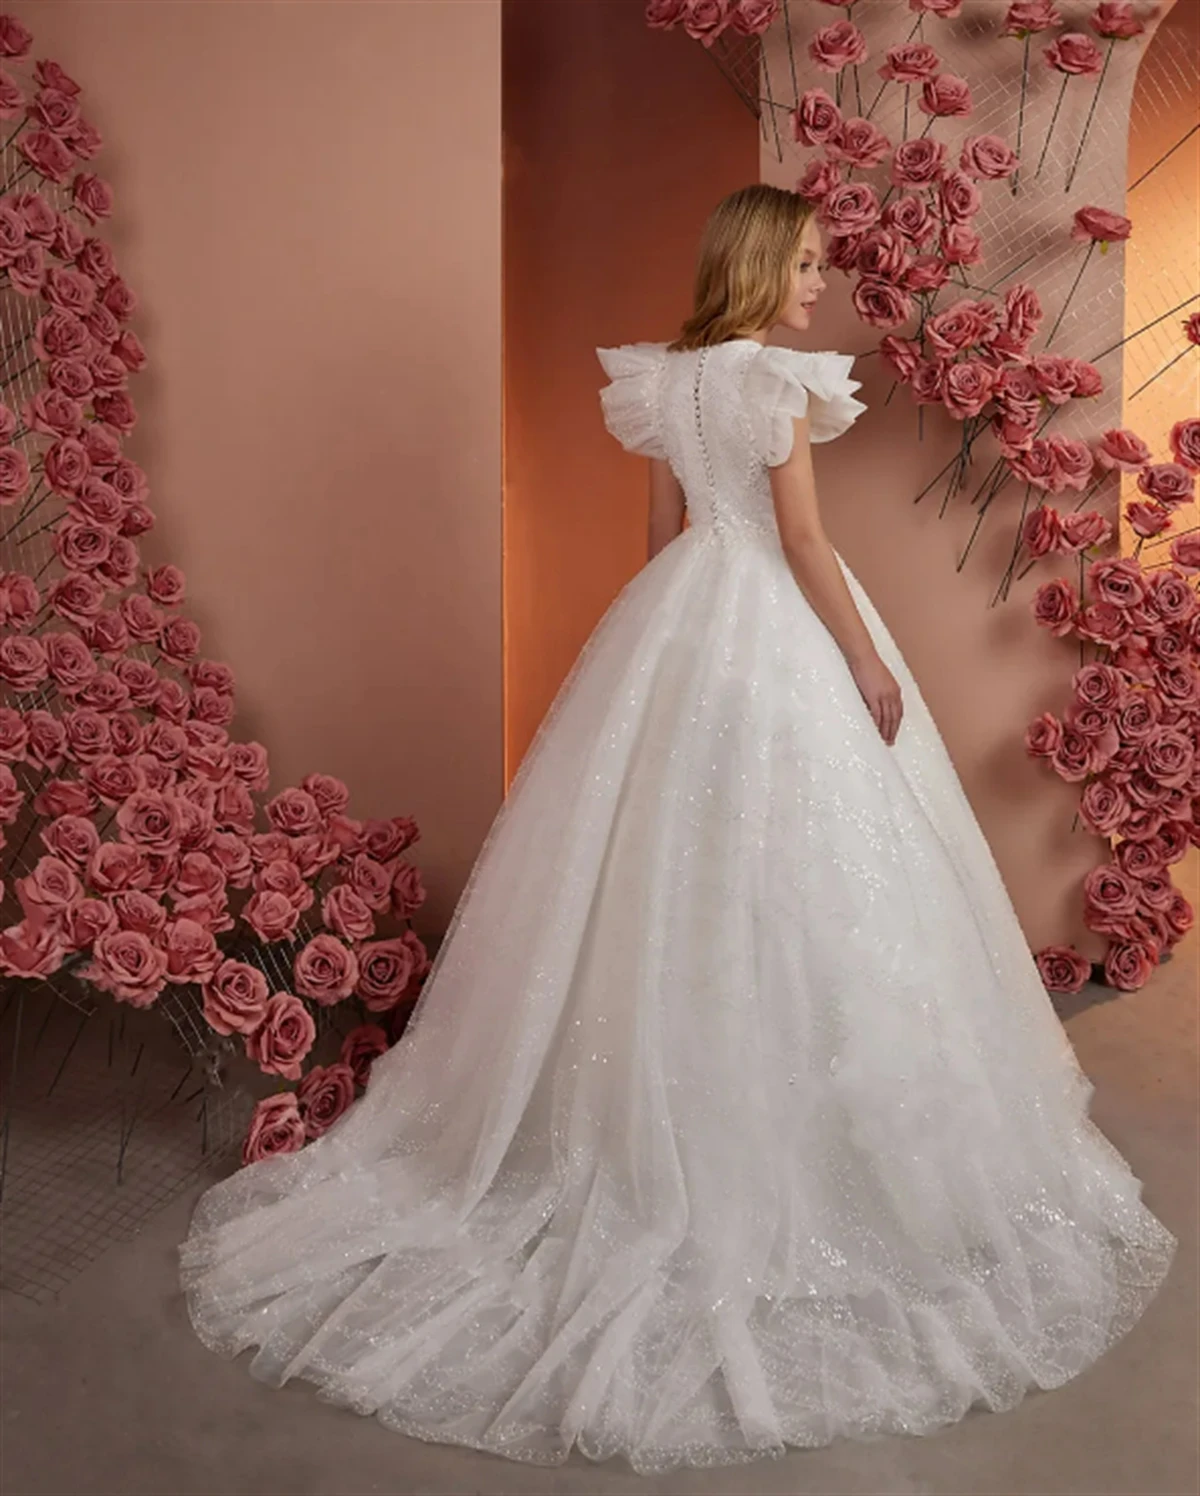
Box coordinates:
[178,184,1175,1476]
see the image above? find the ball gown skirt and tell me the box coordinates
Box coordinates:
[177,341,1176,1475]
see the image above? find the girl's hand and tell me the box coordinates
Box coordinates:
[850,653,903,745]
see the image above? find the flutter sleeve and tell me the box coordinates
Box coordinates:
[742,346,867,467]
[596,342,670,460]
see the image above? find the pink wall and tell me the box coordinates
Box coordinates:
[10,0,503,939]
[502,0,759,776]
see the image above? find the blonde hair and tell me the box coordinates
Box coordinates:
[668,185,817,353]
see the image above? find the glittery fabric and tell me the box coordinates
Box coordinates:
[178,340,1176,1475]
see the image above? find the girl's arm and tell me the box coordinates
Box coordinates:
[648,457,685,560]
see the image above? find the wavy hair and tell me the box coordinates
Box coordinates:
[667,184,817,353]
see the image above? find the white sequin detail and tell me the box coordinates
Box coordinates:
[178,341,1176,1476]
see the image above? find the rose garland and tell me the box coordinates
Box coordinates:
[0,12,435,1166]
[648,1,1198,993]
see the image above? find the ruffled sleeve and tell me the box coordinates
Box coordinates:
[742,346,866,467]
[596,342,670,460]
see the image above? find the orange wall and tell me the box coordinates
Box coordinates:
[10,0,503,939]
[502,0,759,777]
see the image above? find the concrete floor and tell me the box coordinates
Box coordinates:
[2,876,1196,1496]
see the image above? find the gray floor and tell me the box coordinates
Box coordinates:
[2,874,1196,1496]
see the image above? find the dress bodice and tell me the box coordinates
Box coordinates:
[596,339,866,544]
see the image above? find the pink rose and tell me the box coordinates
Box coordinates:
[1096,427,1151,471]
[1068,358,1103,397]
[942,360,996,419]
[1025,711,1063,756]
[645,0,689,29]
[355,937,417,1013]
[344,849,389,903]
[0,445,30,504]
[1128,501,1172,539]
[0,15,33,56]
[1143,565,1185,625]
[390,860,427,918]
[158,615,201,664]
[164,917,222,984]
[293,932,359,1005]
[1072,205,1132,243]
[902,255,951,292]
[296,1062,357,1140]
[1061,510,1112,552]
[828,116,891,169]
[202,958,270,1036]
[1046,434,1093,492]
[242,888,301,943]
[83,928,169,1006]
[18,128,74,183]
[1045,32,1105,75]
[1022,503,1063,558]
[299,771,350,820]
[791,87,843,147]
[681,0,735,47]
[339,1023,391,1088]
[880,336,923,382]
[241,1092,306,1165]
[852,276,914,330]
[795,157,843,204]
[1138,463,1194,509]
[890,136,946,187]
[0,706,28,760]
[16,854,81,930]
[321,881,376,942]
[856,227,910,281]
[959,134,1018,180]
[0,573,40,631]
[0,761,23,820]
[1032,577,1080,635]
[116,789,183,852]
[1035,944,1091,992]
[809,21,868,74]
[1052,724,1097,781]
[1008,438,1058,490]
[1104,941,1157,992]
[878,42,940,83]
[1090,557,1149,610]
[0,918,63,979]
[909,359,946,404]
[87,839,149,894]
[1003,1,1063,37]
[112,889,167,938]
[926,300,988,357]
[1028,353,1077,404]
[819,181,880,236]
[919,74,972,118]
[1170,534,1200,570]
[882,193,934,244]
[243,992,317,1080]
[938,169,982,224]
[908,0,962,14]
[1169,418,1200,472]
[939,223,983,265]
[1080,779,1131,836]
[1090,2,1146,41]
[0,633,49,690]
[252,857,312,911]
[266,786,322,836]
[728,0,781,38]
[60,897,117,951]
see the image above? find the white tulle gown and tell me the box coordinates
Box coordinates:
[178,339,1176,1475]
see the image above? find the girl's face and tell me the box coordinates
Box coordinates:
[777,220,827,336]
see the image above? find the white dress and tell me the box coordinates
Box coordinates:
[178,339,1176,1475]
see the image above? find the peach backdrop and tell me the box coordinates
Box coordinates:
[9,0,504,940]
